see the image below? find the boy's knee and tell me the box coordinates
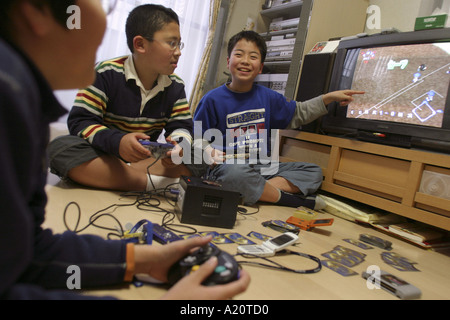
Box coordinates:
[217,165,260,186]
[221,165,247,180]
[212,165,264,205]
[311,166,324,181]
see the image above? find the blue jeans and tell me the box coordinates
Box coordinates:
[205,162,323,205]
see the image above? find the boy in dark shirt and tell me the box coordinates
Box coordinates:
[0,0,249,300]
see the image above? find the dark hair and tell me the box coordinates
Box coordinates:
[125,4,180,53]
[0,0,76,39]
[227,30,267,63]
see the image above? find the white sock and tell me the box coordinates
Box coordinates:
[146,174,180,191]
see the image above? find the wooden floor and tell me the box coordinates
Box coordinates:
[44,178,450,300]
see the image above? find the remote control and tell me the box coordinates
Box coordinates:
[139,140,174,159]
[167,244,240,286]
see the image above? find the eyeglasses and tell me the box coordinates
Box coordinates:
[101,0,118,15]
[145,38,185,51]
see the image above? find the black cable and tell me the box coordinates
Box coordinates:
[63,200,138,239]
[235,249,322,274]
[64,152,270,239]
[145,155,161,191]
[119,185,198,235]
[237,204,260,215]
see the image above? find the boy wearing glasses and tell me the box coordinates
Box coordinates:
[0,1,249,300]
[49,4,194,192]
[194,31,364,209]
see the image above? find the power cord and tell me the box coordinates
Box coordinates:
[237,204,260,215]
[62,154,198,238]
[62,153,267,239]
[63,200,137,240]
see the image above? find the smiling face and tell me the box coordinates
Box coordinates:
[227,39,264,92]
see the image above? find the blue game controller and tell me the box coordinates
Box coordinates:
[139,140,174,159]
[167,244,240,286]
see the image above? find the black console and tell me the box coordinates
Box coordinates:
[174,176,241,229]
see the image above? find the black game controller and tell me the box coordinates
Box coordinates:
[167,244,240,286]
[139,140,174,159]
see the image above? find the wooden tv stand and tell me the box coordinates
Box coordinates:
[279,130,450,231]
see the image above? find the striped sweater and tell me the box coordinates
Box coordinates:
[68,55,193,158]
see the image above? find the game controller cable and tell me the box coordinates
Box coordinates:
[235,249,322,274]
[63,200,322,278]
[62,180,198,239]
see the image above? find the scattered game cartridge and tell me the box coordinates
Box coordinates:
[362,270,421,300]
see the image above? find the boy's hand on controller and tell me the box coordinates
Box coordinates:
[119,133,151,162]
[134,236,250,300]
[161,138,180,168]
[161,257,250,300]
[134,236,214,282]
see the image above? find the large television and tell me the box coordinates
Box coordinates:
[321,28,450,153]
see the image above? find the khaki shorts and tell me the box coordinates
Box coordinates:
[48,135,106,179]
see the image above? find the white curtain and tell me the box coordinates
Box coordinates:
[54,0,211,122]
[189,0,221,114]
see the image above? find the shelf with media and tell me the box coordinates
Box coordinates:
[253,0,369,99]
[257,0,305,95]
[260,27,298,38]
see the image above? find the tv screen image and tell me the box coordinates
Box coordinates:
[346,43,450,128]
[321,28,450,153]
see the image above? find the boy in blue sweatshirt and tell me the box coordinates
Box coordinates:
[194,31,363,209]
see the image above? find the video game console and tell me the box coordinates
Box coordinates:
[139,140,174,159]
[175,176,241,229]
[167,244,240,286]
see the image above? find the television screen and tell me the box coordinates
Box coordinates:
[321,29,450,153]
[345,43,450,128]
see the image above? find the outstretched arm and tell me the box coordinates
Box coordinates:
[323,90,365,106]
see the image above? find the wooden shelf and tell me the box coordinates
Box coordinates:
[259,28,298,37]
[279,130,450,231]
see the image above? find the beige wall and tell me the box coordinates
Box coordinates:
[365,0,450,33]
[365,0,422,33]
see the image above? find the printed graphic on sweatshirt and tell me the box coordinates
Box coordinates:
[225,108,269,156]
